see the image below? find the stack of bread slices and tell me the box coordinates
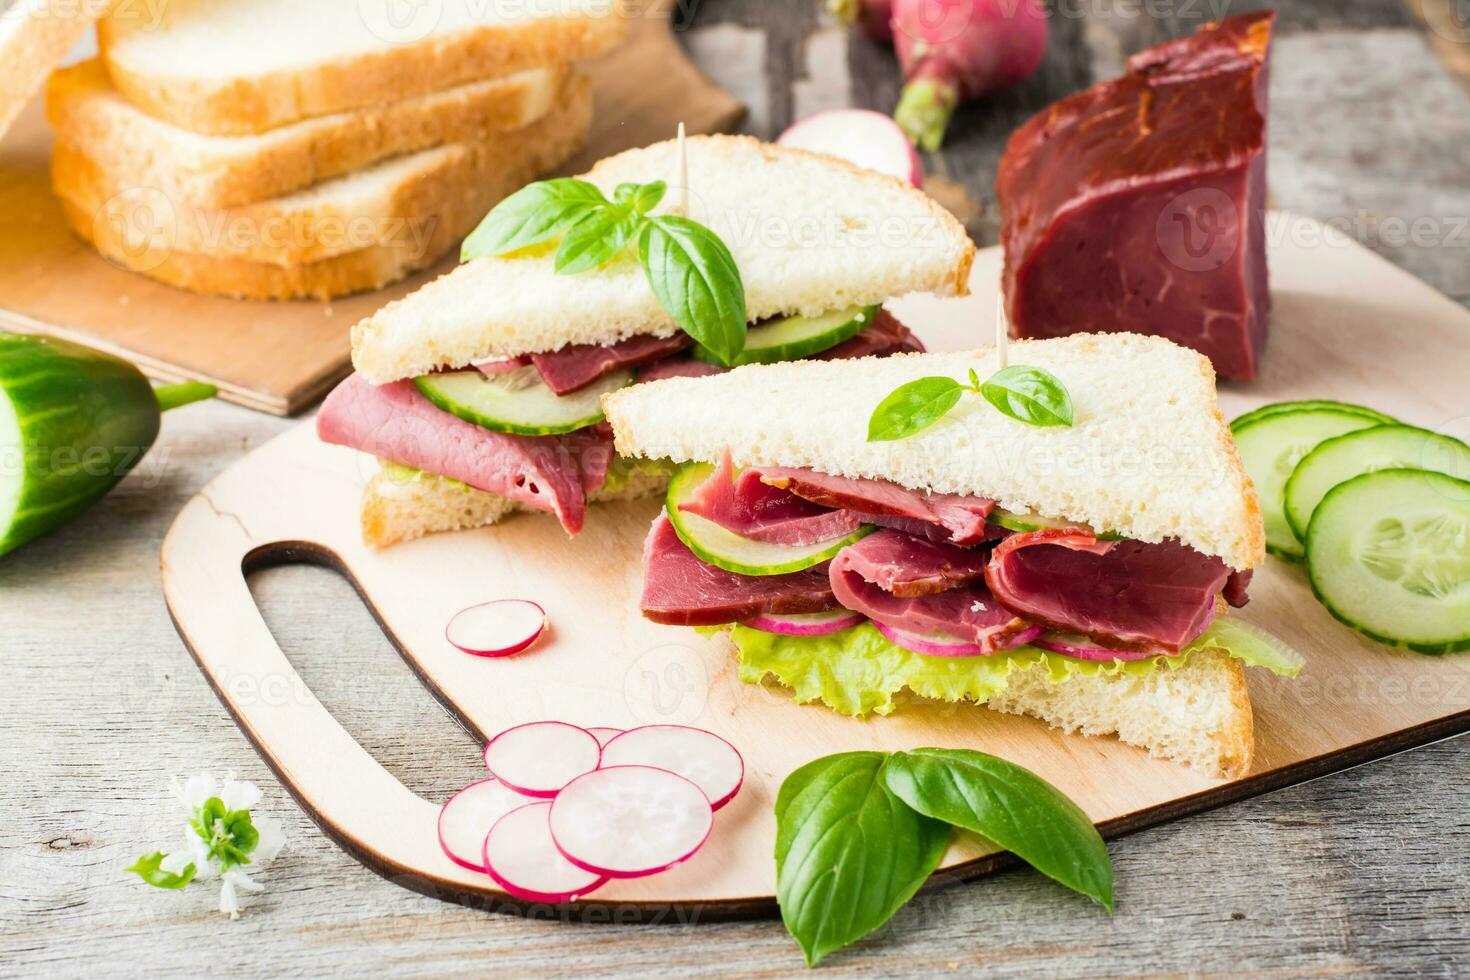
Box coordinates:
[42,0,627,300]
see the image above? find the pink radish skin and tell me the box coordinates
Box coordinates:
[828,0,894,42]
[446,599,546,658]
[598,725,745,811]
[875,620,1043,657]
[778,109,923,187]
[891,0,1050,150]
[584,727,624,747]
[483,802,607,904]
[744,608,867,637]
[436,778,536,873]
[1032,633,1167,663]
[483,721,601,798]
[549,766,714,879]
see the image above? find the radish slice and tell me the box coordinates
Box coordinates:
[446,599,546,658]
[1032,632,1160,663]
[483,721,601,798]
[482,802,607,903]
[549,766,713,878]
[598,726,744,811]
[744,609,865,637]
[874,621,1043,657]
[777,109,924,187]
[437,778,535,872]
[584,727,624,747]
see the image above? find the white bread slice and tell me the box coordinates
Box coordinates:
[55,78,593,300]
[604,333,1265,570]
[984,647,1254,779]
[47,58,567,210]
[0,0,99,140]
[98,0,627,135]
[362,462,671,549]
[352,135,975,383]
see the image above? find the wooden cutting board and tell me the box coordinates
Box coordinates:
[161,217,1470,920]
[0,17,744,416]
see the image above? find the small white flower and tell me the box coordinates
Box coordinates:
[134,771,287,919]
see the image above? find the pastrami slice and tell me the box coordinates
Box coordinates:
[679,451,865,547]
[984,529,1232,654]
[639,516,838,626]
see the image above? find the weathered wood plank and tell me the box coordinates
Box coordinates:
[3,1,1468,974]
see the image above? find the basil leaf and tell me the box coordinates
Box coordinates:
[866,377,965,442]
[638,215,747,365]
[461,178,608,261]
[127,852,196,890]
[555,206,640,275]
[776,752,950,966]
[882,748,1113,910]
[615,180,666,215]
[979,365,1074,427]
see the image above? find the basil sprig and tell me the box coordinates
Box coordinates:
[867,365,1073,441]
[462,177,748,364]
[776,748,1112,965]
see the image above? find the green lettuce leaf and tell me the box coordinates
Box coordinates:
[730,617,1303,718]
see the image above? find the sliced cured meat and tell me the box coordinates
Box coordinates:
[634,357,727,383]
[756,468,995,546]
[830,538,1036,653]
[832,528,990,598]
[531,334,692,395]
[984,528,1231,653]
[814,307,925,360]
[629,309,922,385]
[640,516,838,626]
[561,422,615,496]
[679,452,865,547]
[1223,568,1252,608]
[998,11,1274,380]
[317,373,589,534]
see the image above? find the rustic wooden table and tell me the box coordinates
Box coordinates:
[3,2,1467,975]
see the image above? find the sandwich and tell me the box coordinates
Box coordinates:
[317,135,974,546]
[602,333,1304,778]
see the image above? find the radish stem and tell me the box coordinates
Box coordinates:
[894,80,956,152]
[154,382,217,413]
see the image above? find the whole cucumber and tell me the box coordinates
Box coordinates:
[0,333,214,558]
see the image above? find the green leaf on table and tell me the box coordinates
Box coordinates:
[638,215,747,365]
[881,747,1112,910]
[775,752,951,966]
[979,365,1074,428]
[461,178,609,260]
[127,852,196,890]
[554,206,640,275]
[866,377,966,442]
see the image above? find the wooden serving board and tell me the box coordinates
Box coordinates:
[0,16,744,417]
[161,216,1470,920]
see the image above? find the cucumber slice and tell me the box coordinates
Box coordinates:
[988,508,1124,541]
[0,334,164,558]
[1285,425,1470,542]
[691,305,876,367]
[1231,399,1395,431]
[665,462,874,576]
[1306,468,1470,653]
[1232,409,1387,562]
[414,366,632,436]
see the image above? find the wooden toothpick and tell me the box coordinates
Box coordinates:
[672,122,689,216]
[996,293,1010,370]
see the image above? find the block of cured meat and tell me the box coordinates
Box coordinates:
[998,11,1274,381]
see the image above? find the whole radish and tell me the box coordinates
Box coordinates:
[827,0,894,42]
[891,0,1050,151]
